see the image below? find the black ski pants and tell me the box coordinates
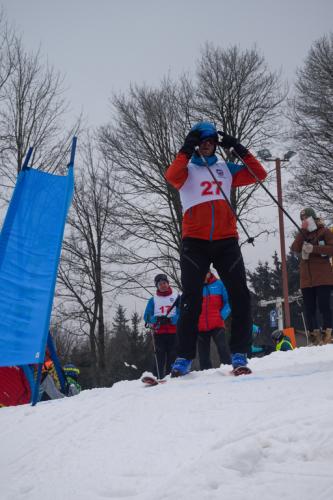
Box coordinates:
[198,328,231,369]
[302,285,332,331]
[152,334,177,379]
[177,237,252,360]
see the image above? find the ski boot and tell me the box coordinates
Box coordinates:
[322,328,332,345]
[309,329,322,346]
[171,358,192,378]
[231,353,252,376]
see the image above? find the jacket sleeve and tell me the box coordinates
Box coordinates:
[290,233,304,253]
[165,153,189,190]
[311,229,333,256]
[230,152,267,187]
[170,295,180,325]
[219,282,231,320]
[143,298,156,325]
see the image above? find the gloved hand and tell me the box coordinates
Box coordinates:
[179,130,201,158]
[157,315,171,326]
[302,242,313,260]
[218,131,248,159]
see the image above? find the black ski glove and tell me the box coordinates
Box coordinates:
[157,316,171,326]
[218,131,248,159]
[179,130,201,158]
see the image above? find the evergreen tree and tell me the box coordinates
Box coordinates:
[111,305,130,338]
[126,312,152,375]
[106,306,152,385]
[248,251,303,343]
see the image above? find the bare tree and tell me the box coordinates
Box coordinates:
[0,10,15,101]
[0,34,80,196]
[98,45,285,292]
[98,78,193,290]
[56,135,124,386]
[287,33,333,222]
[195,43,286,223]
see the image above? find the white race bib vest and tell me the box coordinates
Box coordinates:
[154,292,178,317]
[179,160,232,213]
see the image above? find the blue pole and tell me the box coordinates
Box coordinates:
[31,363,43,406]
[47,333,67,392]
[22,147,34,170]
[67,137,77,168]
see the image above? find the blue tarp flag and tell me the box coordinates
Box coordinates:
[0,165,74,367]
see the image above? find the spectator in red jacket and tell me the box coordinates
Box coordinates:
[165,121,267,376]
[198,271,231,369]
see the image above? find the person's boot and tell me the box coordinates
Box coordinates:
[231,353,252,376]
[309,329,322,346]
[170,358,192,377]
[322,328,332,345]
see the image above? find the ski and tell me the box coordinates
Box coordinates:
[230,366,252,376]
[141,376,166,386]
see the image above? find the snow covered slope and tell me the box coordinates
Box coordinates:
[1,346,333,500]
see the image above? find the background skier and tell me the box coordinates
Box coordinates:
[143,274,179,379]
[197,270,231,369]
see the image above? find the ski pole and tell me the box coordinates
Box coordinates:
[147,327,161,380]
[165,294,181,318]
[224,146,307,239]
[153,294,181,332]
[195,147,255,246]
[300,311,309,346]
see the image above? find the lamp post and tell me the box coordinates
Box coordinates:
[257,149,296,328]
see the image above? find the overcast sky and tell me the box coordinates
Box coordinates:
[3,0,332,126]
[2,0,332,310]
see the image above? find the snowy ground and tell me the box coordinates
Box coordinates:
[1,346,333,500]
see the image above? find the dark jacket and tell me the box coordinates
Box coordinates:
[291,227,333,288]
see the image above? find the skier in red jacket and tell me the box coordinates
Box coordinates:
[198,271,231,369]
[165,121,267,376]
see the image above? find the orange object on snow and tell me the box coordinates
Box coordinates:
[283,327,297,348]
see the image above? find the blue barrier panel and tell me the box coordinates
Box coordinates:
[0,164,74,367]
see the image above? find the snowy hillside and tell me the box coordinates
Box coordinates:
[1,346,333,500]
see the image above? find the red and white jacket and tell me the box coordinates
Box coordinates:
[143,287,179,334]
[165,152,267,240]
[198,274,231,332]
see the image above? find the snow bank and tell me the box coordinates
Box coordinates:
[1,346,333,500]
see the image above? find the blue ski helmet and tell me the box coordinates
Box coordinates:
[191,121,218,143]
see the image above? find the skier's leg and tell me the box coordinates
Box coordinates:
[316,285,332,344]
[301,287,318,331]
[212,238,252,357]
[153,334,166,379]
[197,333,213,370]
[317,285,332,329]
[165,335,178,375]
[177,239,210,360]
[212,328,231,365]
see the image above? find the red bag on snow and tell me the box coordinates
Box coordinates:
[0,366,31,407]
